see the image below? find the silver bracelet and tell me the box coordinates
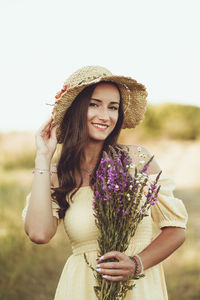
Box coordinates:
[134,254,144,274]
[32,168,52,176]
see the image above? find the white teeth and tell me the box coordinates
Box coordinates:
[93,124,108,129]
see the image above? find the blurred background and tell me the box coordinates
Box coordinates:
[0,0,199,299]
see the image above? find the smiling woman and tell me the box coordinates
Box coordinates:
[21,65,188,300]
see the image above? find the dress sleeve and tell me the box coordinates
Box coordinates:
[21,192,62,225]
[148,172,188,229]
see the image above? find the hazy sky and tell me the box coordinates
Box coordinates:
[0,0,199,132]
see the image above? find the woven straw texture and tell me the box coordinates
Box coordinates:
[51,66,148,144]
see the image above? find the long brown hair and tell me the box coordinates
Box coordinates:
[51,81,124,219]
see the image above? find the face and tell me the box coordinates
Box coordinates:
[87,83,120,141]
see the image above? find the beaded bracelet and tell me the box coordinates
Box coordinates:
[129,256,139,277]
[129,254,144,276]
[32,168,52,176]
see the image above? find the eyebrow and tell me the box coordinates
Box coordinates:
[90,97,120,105]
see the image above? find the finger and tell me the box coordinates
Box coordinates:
[96,261,121,269]
[98,251,124,262]
[41,119,52,133]
[97,268,126,276]
[50,124,59,139]
[36,117,53,134]
[41,116,53,128]
[101,275,124,282]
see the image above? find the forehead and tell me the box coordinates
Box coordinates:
[91,83,120,102]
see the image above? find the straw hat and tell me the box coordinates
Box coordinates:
[51,65,148,144]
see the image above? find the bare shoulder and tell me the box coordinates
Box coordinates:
[50,163,59,188]
[118,143,162,175]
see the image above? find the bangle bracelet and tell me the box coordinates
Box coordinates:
[134,254,144,274]
[129,256,139,277]
[32,168,52,176]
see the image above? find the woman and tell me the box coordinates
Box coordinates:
[22,65,188,299]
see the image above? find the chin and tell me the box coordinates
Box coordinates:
[88,129,111,141]
[89,135,108,142]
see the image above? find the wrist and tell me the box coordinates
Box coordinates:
[129,256,139,277]
[129,254,144,276]
[133,255,142,274]
[35,154,51,169]
[134,254,144,274]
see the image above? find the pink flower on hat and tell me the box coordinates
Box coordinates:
[55,84,71,100]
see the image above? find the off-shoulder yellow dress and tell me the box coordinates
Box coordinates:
[22,172,188,300]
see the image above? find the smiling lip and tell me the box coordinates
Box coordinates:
[92,123,109,130]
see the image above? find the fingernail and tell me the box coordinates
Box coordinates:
[96,268,101,272]
[100,255,104,260]
[102,275,107,278]
[96,264,100,268]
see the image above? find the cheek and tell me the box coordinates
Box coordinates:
[87,109,94,122]
[111,112,119,125]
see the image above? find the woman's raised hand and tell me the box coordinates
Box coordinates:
[35,116,59,161]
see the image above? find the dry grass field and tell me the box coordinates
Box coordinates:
[0,131,199,299]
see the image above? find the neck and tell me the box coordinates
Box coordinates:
[82,139,104,167]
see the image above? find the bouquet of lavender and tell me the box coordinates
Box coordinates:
[84,145,162,300]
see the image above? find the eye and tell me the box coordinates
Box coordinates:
[89,103,98,107]
[109,106,118,111]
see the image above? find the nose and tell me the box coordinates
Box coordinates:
[97,106,110,121]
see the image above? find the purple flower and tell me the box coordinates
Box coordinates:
[122,210,129,216]
[92,201,97,210]
[95,190,99,197]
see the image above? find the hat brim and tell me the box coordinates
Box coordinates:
[51,75,148,144]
